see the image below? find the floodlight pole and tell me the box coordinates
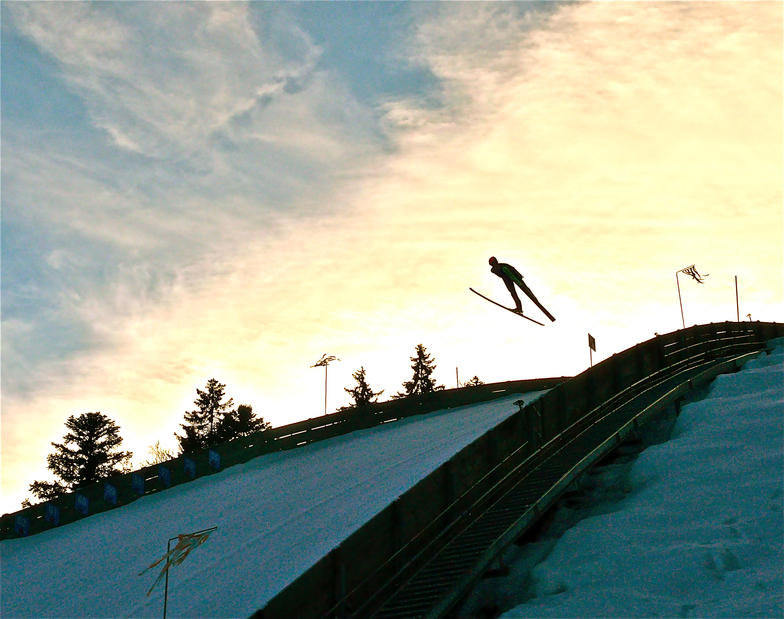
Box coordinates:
[676,270,685,329]
[735,276,740,322]
[676,264,707,329]
[163,536,173,619]
[311,354,339,416]
[162,526,217,619]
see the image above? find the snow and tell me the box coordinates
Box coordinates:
[478,340,783,618]
[0,390,543,619]
[2,342,782,619]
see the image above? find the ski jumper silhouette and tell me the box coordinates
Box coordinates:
[489,256,556,322]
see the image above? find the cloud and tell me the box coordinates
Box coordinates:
[375,1,782,272]
[2,3,387,395]
[7,0,776,399]
[10,4,309,157]
[6,3,381,207]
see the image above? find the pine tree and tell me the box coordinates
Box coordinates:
[462,376,485,387]
[342,366,384,409]
[26,412,132,504]
[217,404,271,441]
[175,378,235,453]
[394,344,445,398]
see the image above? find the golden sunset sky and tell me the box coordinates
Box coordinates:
[2,2,781,513]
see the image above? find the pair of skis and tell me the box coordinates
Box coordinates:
[470,286,556,326]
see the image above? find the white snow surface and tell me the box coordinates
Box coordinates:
[1,391,543,619]
[494,342,783,618]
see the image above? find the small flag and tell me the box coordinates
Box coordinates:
[588,333,596,352]
[680,265,708,284]
[139,528,216,596]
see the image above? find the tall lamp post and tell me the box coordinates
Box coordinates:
[676,264,708,329]
[311,354,339,416]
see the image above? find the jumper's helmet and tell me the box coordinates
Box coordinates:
[488,256,498,266]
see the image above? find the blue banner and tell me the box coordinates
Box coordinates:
[45,504,60,526]
[131,473,145,495]
[158,464,171,487]
[104,482,118,504]
[14,515,29,536]
[184,456,196,478]
[75,494,89,515]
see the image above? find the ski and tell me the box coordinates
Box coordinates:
[501,267,556,322]
[469,288,545,326]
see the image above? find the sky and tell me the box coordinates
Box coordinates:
[1,2,782,514]
[2,340,781,618]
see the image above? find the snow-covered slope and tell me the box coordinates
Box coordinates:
[1,391,544,619]
[468,342,782,618]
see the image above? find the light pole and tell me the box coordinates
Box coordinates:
[676,264,708,329]
[311,354,339,416]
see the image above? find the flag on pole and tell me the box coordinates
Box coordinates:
[139,528,216,596]
[588,333,596,352]
[679,265,708,284]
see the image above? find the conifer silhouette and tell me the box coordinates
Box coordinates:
[176,378,235,453]
[217,404,271,441]
[394,344,444,398]
[342,366,384,409]
[26,412,132,504]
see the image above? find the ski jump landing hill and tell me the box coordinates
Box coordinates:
[3,320,782,619]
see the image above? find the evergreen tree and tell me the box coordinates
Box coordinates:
[175,378,235,453]
[342,366,384,409]
[217,404,271,441]
[394,344,445,398]
[23,481,68,507]
[462,376,485,387]
[26,412,132,504]
[175,424,205,455]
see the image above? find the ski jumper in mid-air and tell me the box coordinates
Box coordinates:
[488,256,556,322]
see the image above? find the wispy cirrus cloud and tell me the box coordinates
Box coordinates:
[11,3,321,158]
[7,2,381,215]
[2,2,386,395]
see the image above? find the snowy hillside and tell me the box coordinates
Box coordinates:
[463,341,783,618]
[1,391,545,619]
